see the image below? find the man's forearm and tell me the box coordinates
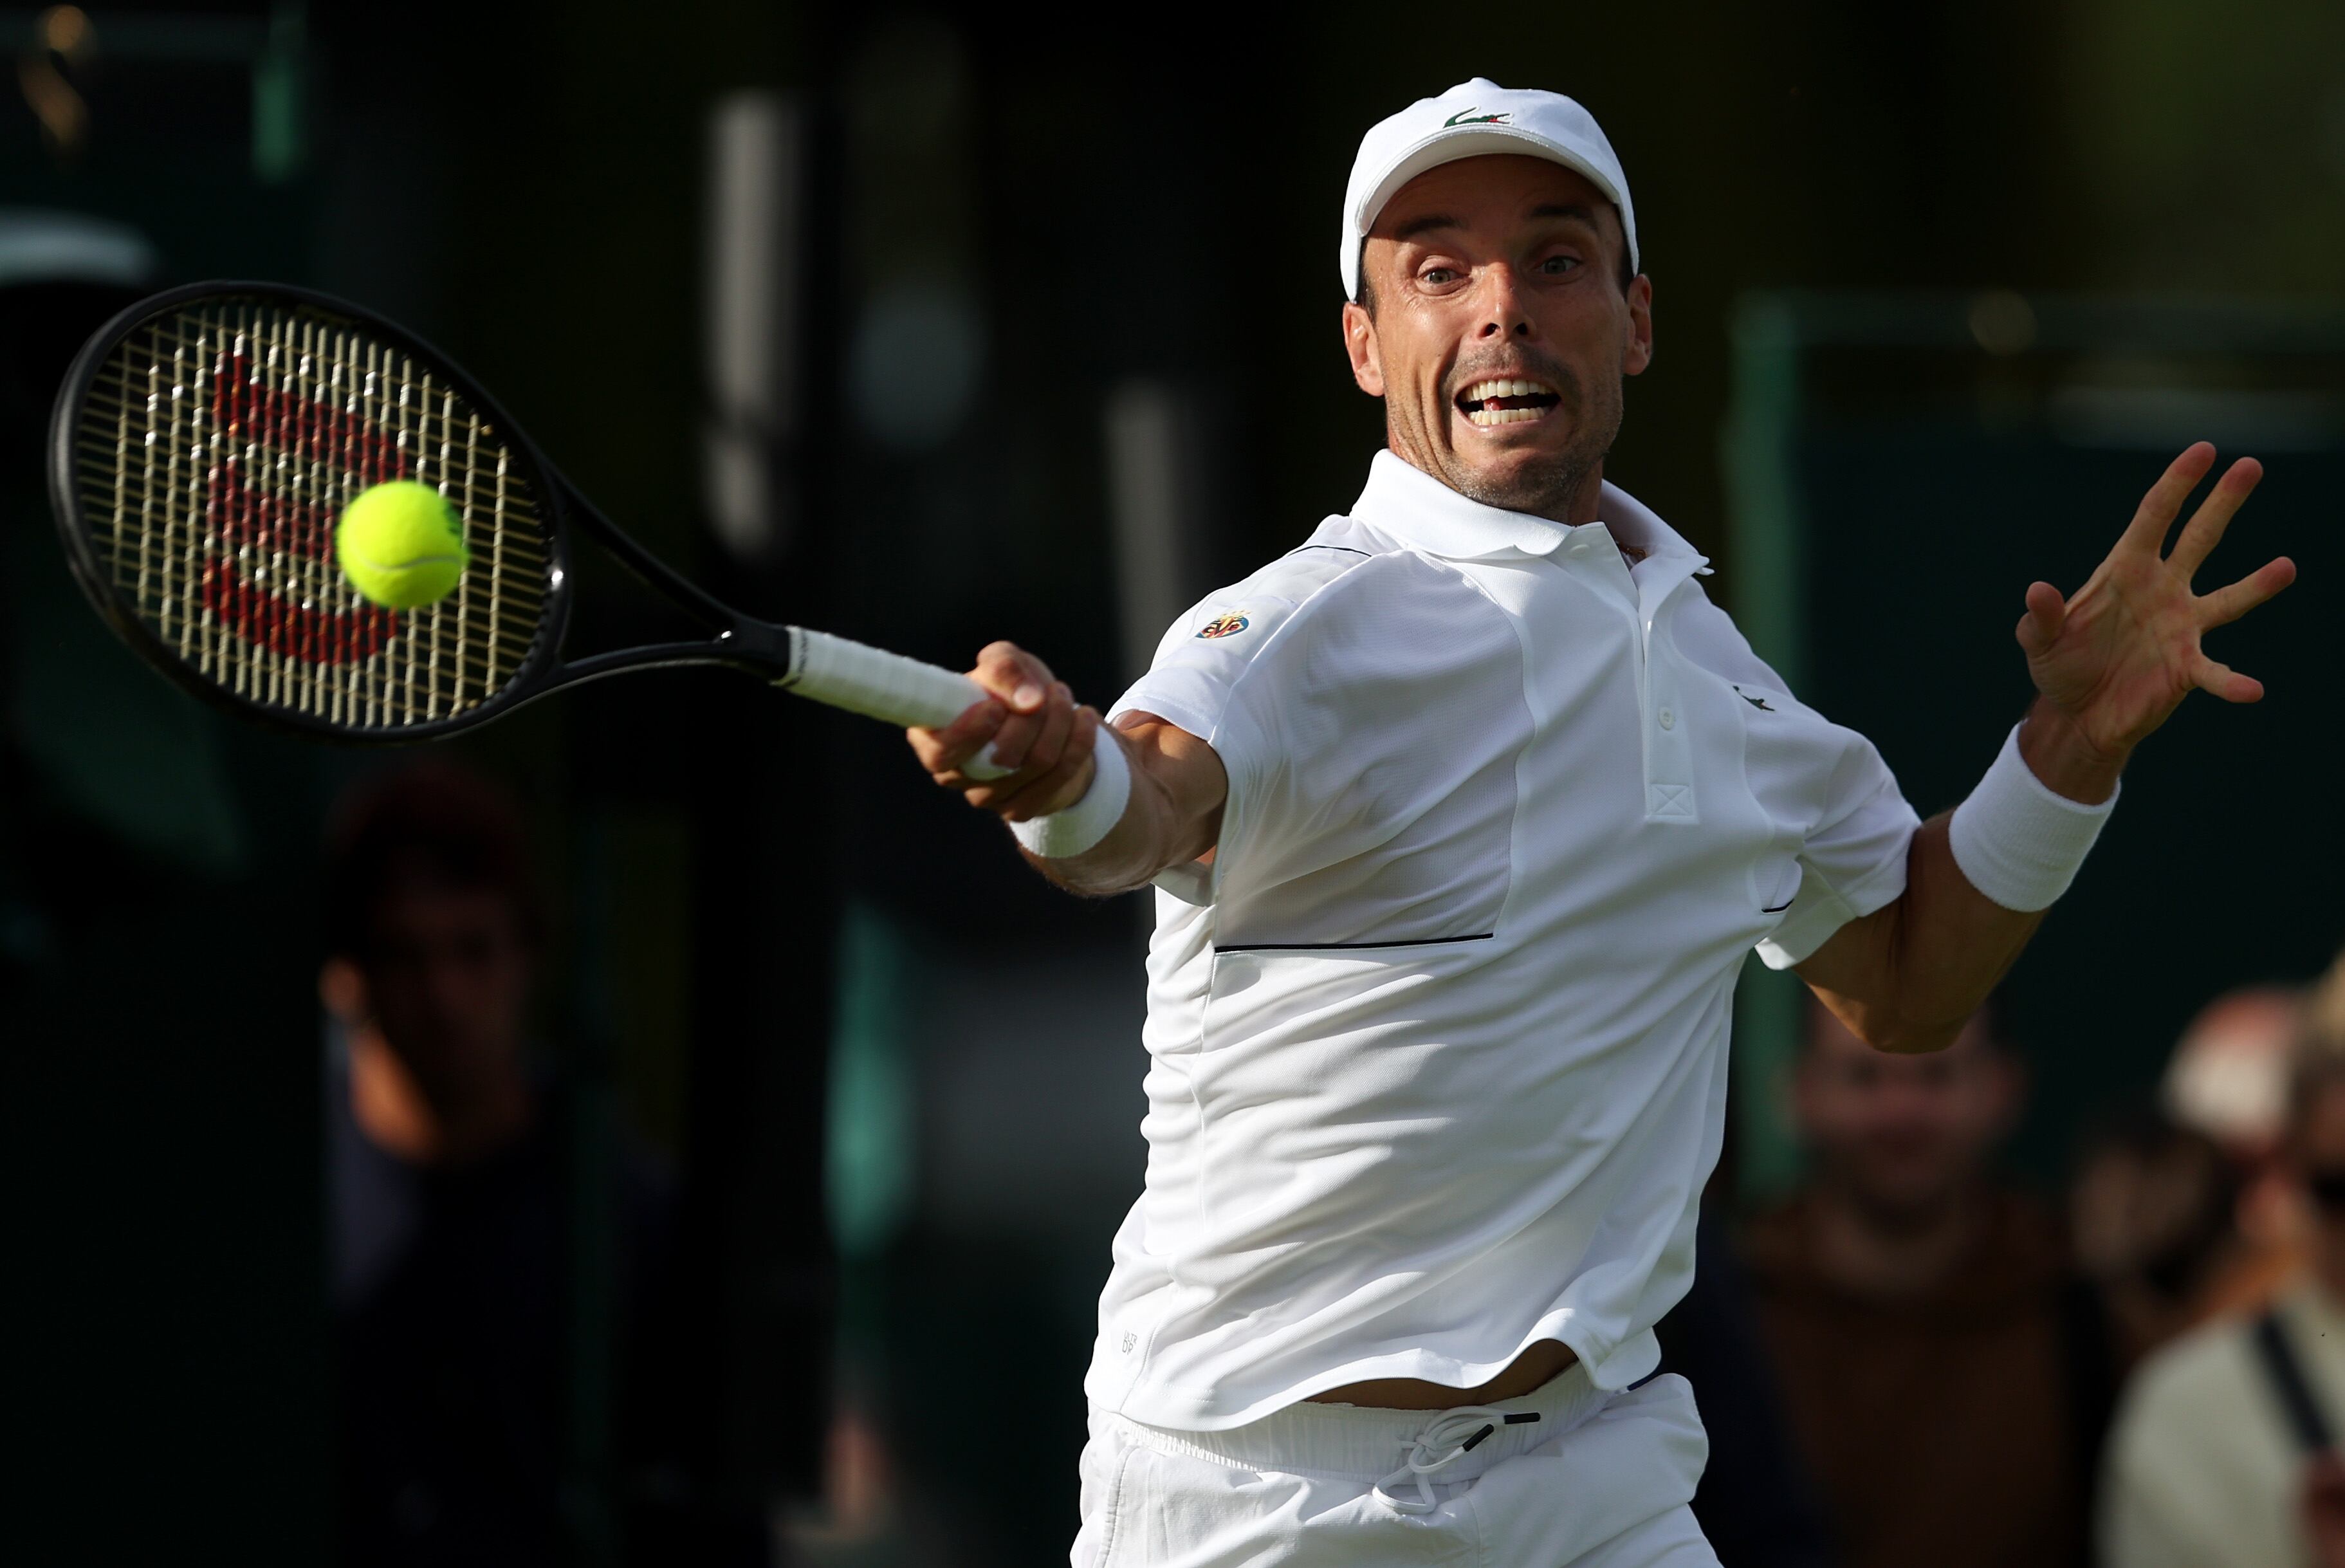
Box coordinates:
[1801,699,2115,1052]
[1811,814,2047,1052]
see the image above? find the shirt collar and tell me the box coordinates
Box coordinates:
[1349,448,1707,569]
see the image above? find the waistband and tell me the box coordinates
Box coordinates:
[1101,1360,1605,1484]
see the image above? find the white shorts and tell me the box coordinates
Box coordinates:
[1071,1365,1717,1567]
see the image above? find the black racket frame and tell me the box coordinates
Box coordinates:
[50,280,800,746]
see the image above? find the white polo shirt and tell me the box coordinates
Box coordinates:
[1090,450,1918,1432]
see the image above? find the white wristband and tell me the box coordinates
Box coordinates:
[1009,726,1131,860]
[1948,724,2118,912]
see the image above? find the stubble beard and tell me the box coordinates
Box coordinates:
[1401,360,1626,524]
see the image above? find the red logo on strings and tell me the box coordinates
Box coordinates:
[202,354,406,665]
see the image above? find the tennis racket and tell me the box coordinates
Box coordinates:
[47,279,1016,771]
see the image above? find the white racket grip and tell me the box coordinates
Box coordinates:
[780,627,1010,777]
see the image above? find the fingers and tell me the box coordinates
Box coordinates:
[970,641,1056,776]
[2194,653,2265,705]
[906,693,1004,776]
[2199,555,2297,628]
[907,640,1053,780]
[993,679,1074,771]
[910,639,1098,819]
[2014,580,2066,656]
[2167,456,2265,578]
[988,674,1070,779]
[996,705,1103,822]
[912,640,1054,775]
[2119,441,2218,556]
[968,640,1054,712]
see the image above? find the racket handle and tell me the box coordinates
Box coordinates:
[782,627,1011,778]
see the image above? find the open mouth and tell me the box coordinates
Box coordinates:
[1455,376,1562,427]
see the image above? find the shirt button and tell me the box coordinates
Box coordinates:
[1658,707,1676,730]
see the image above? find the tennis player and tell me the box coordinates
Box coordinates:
[909,78,2294,1566]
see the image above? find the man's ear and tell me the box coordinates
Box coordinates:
[1342,300,1385,397]
[1623,273,1654,378]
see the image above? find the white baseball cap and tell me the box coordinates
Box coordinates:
[1340,78,1639,301]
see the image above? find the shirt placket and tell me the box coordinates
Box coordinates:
[1563,535,1704,824]
[1635,558,1705,823]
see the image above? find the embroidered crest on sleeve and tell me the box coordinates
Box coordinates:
[1196,612,1251,640]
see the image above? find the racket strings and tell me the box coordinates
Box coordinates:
[71,300,555,732]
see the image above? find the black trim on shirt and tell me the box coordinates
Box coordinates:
[2252,1309,2336,1453]
[1214,932,1495,954]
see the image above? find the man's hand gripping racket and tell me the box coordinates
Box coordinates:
[46,281,1111,795]
[909,641,1104,822]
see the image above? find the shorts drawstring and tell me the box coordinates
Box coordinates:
[1371,1406,1542,1514]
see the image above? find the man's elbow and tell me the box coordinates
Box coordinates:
[1847,1005,1967,1055]
[1024,847,1157,899]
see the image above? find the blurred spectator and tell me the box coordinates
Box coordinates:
[2070,1107,2245,1369]
[2167,988,2305,1158]
[1747,1000,2110,1568]
[322,763,682,1567]
[2098,967,2345,1568]
[1654,1204,1837,1567]
[2073,987,2307,1377]
[2165,986,2308,1316]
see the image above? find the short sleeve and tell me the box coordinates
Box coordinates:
[1107,544,1365,755]
[1106,545,1368,905]
[1666,593,1920,972]
[1755,748,1919,970]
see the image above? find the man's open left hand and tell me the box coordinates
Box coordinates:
[2018,441,2295,764]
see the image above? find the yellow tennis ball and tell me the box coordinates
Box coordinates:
[336,481,469,610]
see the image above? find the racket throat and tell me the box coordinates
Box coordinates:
[713,618,796,677]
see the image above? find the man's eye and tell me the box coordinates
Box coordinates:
[1540,255,1581,275]
[1420,266,1459,286]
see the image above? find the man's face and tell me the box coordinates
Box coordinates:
[340,878,533,1110]
[1795,1010,2018,1228]
[1342,154,1652,522]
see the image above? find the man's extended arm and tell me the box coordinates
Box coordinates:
[905,641,1228,896]
[1798,442,2293,1053]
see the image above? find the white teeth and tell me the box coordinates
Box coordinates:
[1467,405,1545,426]
[1461,376,1553,404]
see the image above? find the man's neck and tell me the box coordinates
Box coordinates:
[348,1029,531,1167]
[1808,1181,1985,1299]
[1383,441,1607,529]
